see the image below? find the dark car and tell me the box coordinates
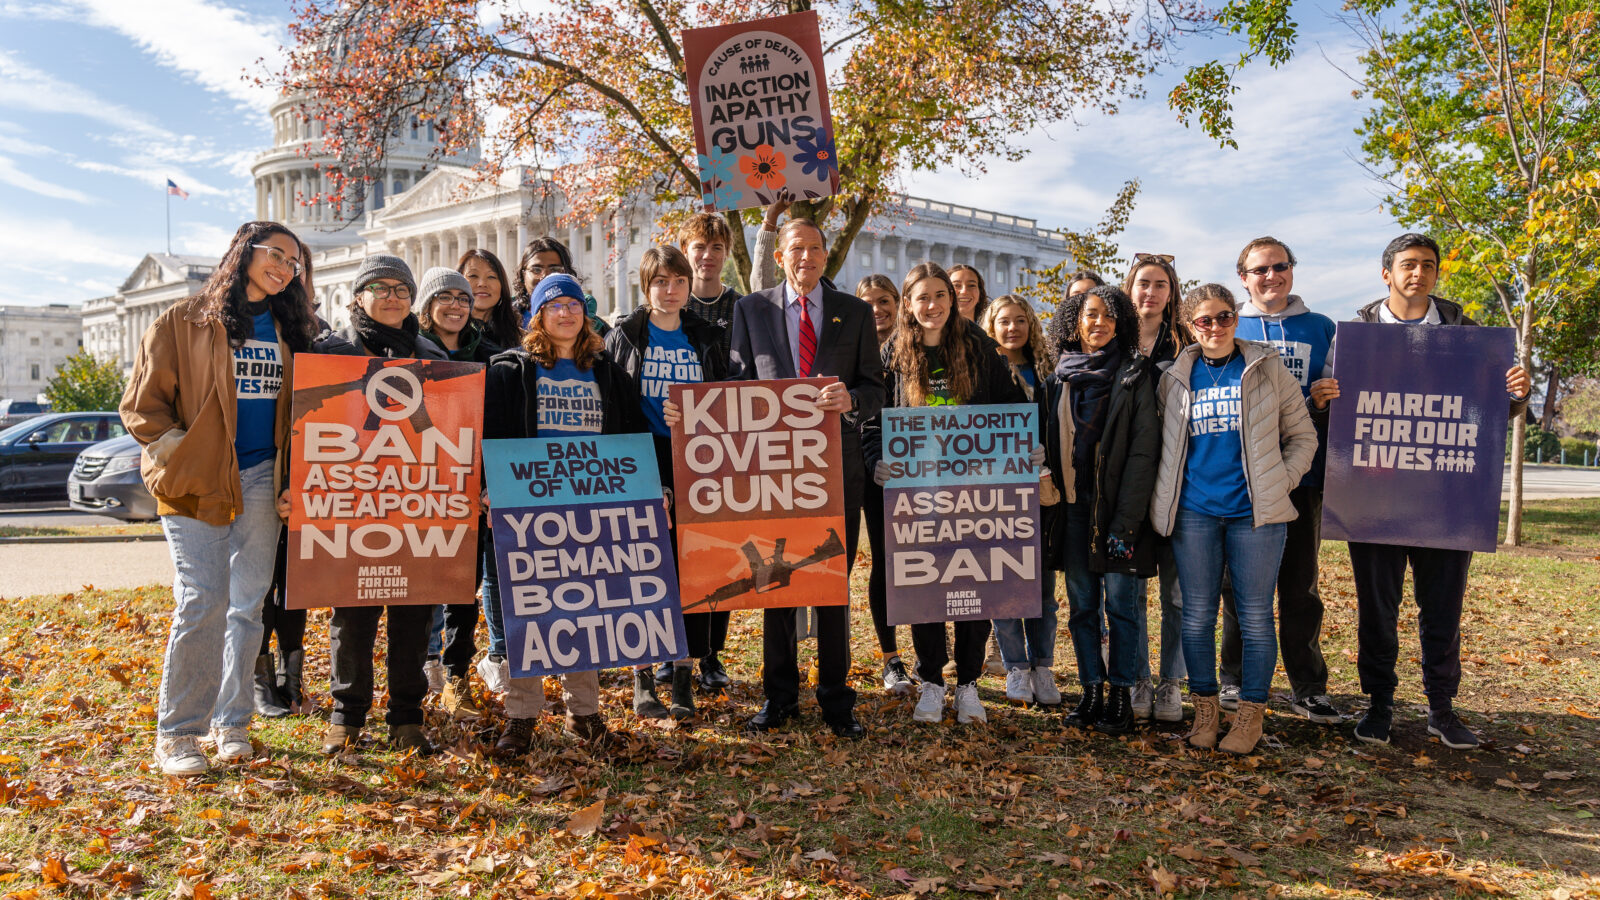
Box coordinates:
[0,412,126,504]
[68,433,157,520]
[0,399,51,429]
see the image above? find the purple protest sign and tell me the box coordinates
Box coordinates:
[1322,321,1515,552]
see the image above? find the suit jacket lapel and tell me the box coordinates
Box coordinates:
[764,286,797,380]
[815,289,846,367]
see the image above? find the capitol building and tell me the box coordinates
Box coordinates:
[82,93,1069,367]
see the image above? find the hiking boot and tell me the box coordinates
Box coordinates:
[953,683,987,724]
[881,657,915,695]
[1219,699,1266,754]
[1187,694,1220,750]
[210,725,254,763]
[1031,667,1062,707]
[1354,704,1393,746]
[253,654,289,718]
[1131,679,1154,720]
[1290,694,1343,725]
[154,735,208,777]
[982,638,1005,677]
[1427,708,1480,750]
[476,655,510,694]
[633,668,669,719]
[564,713,610,747]
[653,660,674,685]
[495,717,536,756]
[1218,682,1240,711]
[389,723,437,756]
[669,665,696,720]
[422,658,446,696]
[320,723,361,756]
[697,654,732,691]
[1004,668,1034,705]
[913,683,946,723]
[941,660,958,680]
[440,675,481,721]
[1066,683,1104,727]
[1154,678,1184,723]
[1097,685,1135,735]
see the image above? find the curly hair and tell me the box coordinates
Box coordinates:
[889,262,975,406]
[193,221,317,353]
[947,264,989,322]
[1048,285,1138,357]
[982,293,1049,385]
[458,248,521,348]
[521,305,604,370]
[1178,283,1240,325]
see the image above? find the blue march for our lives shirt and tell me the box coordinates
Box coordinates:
[1235,303,1336,488]
[233,310,282,470]
[639,323,702,437]
[536,358,603,435]
[1180,354,1252,519]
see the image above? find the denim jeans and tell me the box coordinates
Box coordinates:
[1057,501,1143,687]
[157,459,280,737]
[994,570,1058,669]
[1171,507,1285,704]
[480,534,506,658]
[1135,537,1186,684]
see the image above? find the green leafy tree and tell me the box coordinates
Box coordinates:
[1020,178,1140,316]
[43,351,126,413]
[1564,378,1600,437]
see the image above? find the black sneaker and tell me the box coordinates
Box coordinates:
[1426,708,1480,750]
[881,657,915,695]
[1290,694,1344,724]
[1354,705,1392,746]
[697,654,732,691]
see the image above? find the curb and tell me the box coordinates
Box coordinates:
[0,534,167,545]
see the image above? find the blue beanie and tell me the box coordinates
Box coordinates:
[528,273,586,319]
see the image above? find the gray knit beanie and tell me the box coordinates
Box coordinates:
[352,254,416,299]
[415,266,472,314]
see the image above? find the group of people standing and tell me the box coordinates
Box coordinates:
[120,202,1528,778]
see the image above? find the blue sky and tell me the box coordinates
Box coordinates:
[0,0,1397,320]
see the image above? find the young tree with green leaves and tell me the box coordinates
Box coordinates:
[44,351,126,413]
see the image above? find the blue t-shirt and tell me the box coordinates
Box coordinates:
[1235,307,1335,487]
[1180,353,1252,518]
[535,358,603,435]
[233,310,282,470]
[1019,367,1037,390]
[639,323,703,437]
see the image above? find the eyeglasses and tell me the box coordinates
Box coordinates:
[433,292,473,308]
[251,244,303,277]
[524,263,570,276]
[541,299,586,317]
[1190,311,1238,331]
[1242,262,1293,277]
[1133,252,1175,265]
[363,282,413,301]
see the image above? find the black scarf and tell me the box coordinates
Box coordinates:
[1055,343,1124,490]
[424,319,484,362]
[351,304,421,358]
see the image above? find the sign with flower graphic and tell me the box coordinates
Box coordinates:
[683,11,838,212]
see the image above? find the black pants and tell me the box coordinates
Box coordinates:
[1220,486,1329,698]
[911,619,992,686]
[707,610,730,656]
[329,604,433,728]
[438,521,489,677]
[259,526,306,655]
[763,457,863,725]
[863,478,899,656]
[1349,541,1471,707]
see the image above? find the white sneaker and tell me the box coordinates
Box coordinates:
[1132,680,1154,720]
[1004,669,1034,704]
[913,683,946,723]
[954,683,987,724]
[477,655,510,694]
[1154,678,1184,722]
[423,658,446,695]
[1031,667,1062,706]
[154,735,209,777]
[211,726,254,763]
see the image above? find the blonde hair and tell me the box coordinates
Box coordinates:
[520,308,604,370]
[982,294,1049,387]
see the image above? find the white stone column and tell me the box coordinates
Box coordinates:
[516,218,528,258]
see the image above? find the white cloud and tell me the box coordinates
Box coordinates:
[0,49,169,141]
[0,155,94,203]
[0,216,141,296]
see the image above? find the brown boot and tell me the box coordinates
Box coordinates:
[440,675,481,721]
[1219,699,1267,754]
[320,723,361,756]
[564,712,609,747]
[494,717,536,757]
[389,723,438,756]
[1187,694,1220,750]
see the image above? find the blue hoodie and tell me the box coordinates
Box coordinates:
[1236,294,1334,488]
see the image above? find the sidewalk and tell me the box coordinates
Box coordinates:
[0,540,172,598]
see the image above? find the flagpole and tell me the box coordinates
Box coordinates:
[165,185,172,256]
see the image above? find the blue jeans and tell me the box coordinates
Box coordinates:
[157,459,280,737]
[1136,538,1186,684]
[994,570,1058,669]
[1058,501,1142,687]
[1171,507,1285,704]
[480,536,505,658]
[427,606,445,658]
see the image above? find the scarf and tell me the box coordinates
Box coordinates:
[351,304,420,358]
[1055,343,1123,491]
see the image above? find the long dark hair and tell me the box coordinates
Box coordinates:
[195,221,317,353]
[890,262,975,406]
[512,237,576,317]
[1121,256,1189,356]
[457,248,520,347]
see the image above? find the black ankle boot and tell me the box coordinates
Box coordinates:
[633,668,669,719]
[253,653,289,718]
[278,649,305,714]
[1096,685,1135,734]
[1066,682,1103,727]
[670,665,696,720]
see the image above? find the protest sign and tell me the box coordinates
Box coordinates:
[670,378,847,612]
[683,11,837,212]
[287,355,483,609]
[1323,322,1515,552]
[882,405,1042,625]
[483,435,686,678]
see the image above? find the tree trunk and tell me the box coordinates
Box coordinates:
[723,210,752,294]
[1539,362,1560,432]
[1503,301,1535,548]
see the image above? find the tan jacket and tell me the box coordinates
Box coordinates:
[120,296,295,525]
[1149,339,1317,534]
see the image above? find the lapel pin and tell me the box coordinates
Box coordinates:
[831,316,841,323]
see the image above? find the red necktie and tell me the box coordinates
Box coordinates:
[797,297,817,376]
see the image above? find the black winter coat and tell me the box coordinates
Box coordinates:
[483,349,647,442]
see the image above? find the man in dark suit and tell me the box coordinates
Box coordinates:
[728,218,886,739]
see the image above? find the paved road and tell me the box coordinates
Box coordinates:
[0,539,172,598]
[1501,463,1600,499]
[0,508,129,529]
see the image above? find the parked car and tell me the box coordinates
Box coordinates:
[68,433,157,520]
[0,399,51,429]
[0,412,125,504]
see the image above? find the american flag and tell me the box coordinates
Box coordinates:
[166,179,189,199]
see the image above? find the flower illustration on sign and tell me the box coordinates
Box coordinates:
[697,146,737,188]
[793,127,836,180]
[739,144,787,191]
[712,181,743,209]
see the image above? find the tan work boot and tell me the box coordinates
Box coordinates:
[1187,694,1220,750]
[439,675,481,721]
[320,723,361,756]
[1219,699,1267,754]
[390,723,438,756]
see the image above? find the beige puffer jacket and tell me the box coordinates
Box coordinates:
[1149,339,1318,534]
